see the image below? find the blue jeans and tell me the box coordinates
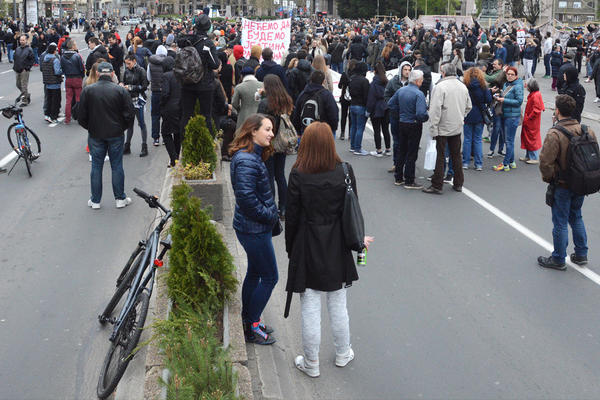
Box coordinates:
[463,123,483,168]
[126,106,148,145]
[551,187,587,263]
[502,116,519,166]
[331,62,343,74]
[7,43,13,62]
[349,105,367,152]
[151,91,161,140]
[390,116,400,165]
[33,48,39,64]
[526,150,539,160]
[544,54,551,76]
[586,59,593,77]
[88,136,126,203]
[490,115,505,153]
[236,230,278,323]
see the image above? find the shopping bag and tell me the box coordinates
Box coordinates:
[423,139,437,170]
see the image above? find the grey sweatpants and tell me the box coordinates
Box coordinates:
[300,288,351,361]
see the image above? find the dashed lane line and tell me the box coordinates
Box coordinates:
[462,187,600,286]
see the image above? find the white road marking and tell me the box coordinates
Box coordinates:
[0,151,18,168]
[49,123,58,128]
[462,187,600,286]
[1,70,12,74]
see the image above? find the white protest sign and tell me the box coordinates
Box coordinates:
[241,18,291,63]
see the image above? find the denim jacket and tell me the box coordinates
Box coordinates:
[230,145,278,234]
[388,83,429,124]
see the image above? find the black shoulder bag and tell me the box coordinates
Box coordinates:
[342,162,365,252]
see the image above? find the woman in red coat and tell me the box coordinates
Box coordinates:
[520,79,544,164]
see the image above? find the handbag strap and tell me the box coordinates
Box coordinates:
[342,162,352,191]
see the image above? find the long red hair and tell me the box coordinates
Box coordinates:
[293,122,341,174]
[228,114,274,161]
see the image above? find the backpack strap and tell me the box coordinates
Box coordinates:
[553,123,573,140]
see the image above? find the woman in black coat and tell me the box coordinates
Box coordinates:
[285,122,372,378]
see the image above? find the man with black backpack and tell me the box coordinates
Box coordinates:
[538,95,599,271]
[176,14,220,136]
[292,70,338,136]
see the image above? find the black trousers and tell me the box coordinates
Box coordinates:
[340,99,351,137]
[161,111,180,166]
[431,135,464,190]
[180,88,214,139]
[371,110,391,150]
[46,87,61,120]
[394,122,422,184]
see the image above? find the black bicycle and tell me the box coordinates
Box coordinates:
[97,188,172,399]
[1,102,41,177]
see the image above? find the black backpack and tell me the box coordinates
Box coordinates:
[554,124,600,196]
[300,89,325,131]
[174,39,204,85]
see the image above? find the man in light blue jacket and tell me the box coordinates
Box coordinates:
[388,69,429,189]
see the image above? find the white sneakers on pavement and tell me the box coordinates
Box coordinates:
[294,356,320,378]
[88,199,101,209]
[116,197,132,209]
[335,348,355,367]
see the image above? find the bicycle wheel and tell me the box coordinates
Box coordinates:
[7,123,21,156]
[23,146,32,177]
[25,127,41,159]
[97,291,150,399]
[99,247,145,323]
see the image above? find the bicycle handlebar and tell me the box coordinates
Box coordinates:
[133,188,169,213]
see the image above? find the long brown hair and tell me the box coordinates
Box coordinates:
[132,36,142,53]
[293,122,341,174]
[374,61,388,86]
[381,42,394,60]
[463,67,486,88]
[228,114,274,161]
[263,75,293,115]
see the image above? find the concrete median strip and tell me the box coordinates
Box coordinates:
[0,151,18,173]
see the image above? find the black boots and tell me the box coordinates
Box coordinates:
[123,142,131,155]
[140,144,148,157]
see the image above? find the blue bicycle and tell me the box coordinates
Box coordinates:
[2,102,41,177]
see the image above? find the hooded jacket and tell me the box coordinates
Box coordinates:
[85,45,108,75]
[292,82,339,134]
[160,56,181,114]
[60,50,85,78]
[287,59,313,101]
[255,59,289,91]
[383,60,411,102]
[366,75,388,119]
[348,62,369,107]
[147,45,167,92]
[558,66,586,122]
[464,78,492,124]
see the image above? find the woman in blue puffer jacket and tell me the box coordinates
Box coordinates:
[229,113,280,345]
[493,66,523,172]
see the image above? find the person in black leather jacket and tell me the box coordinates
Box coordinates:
[121,54,149,157]
[13,35,35,106]
[78,62,135,209]
[179,14,221,137]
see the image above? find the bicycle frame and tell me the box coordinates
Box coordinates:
[109,211,172,343]
[14,114,30,152]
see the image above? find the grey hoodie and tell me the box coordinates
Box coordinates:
[383,61,412,103]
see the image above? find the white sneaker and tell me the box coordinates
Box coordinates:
[116,197,132,208]
[88,199,101,209]
[44,115,52,123]
[294,355,320,378]
[594,97,600,103]
[335,348,354,367]
[89,154,92,162]
[370,150,383,157]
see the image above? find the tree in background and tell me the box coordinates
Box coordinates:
[337,0,460,19]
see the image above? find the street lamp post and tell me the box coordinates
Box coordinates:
[13,0,16,20]
[447,0,450,15]
[406,0,408,17]
[377,0,379,17]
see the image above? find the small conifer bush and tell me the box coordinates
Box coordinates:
[181,114,218,174]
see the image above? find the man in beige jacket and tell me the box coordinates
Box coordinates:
[423,63,472,194]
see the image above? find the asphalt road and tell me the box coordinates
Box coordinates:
[248,63,600,399]
[0,29,169,399]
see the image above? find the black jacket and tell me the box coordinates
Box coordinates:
[85,45,109,75]
[557,61,573,92]
[292,82,339,134]
[413,63,432,97]
[348,63,369,106]
[148,54,166,92]
[285,162,359,293]
[160,57,181,114]
[78,76,134,139]
[256,60,289,91]
[60,50,85,78]
[13,45,35,73]
[348,39,366,61]
[122,64,148,100]
[179,33,220,92]
[287,59,313,101]
[109,43,124,73]
[558,66,586,122]
[329,42,345,64]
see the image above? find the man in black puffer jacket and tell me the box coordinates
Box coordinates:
[85,37,108,76]
[122,54,149,157]
[348,35,366,61]
[78,62,134,210]
[13,35,35,106]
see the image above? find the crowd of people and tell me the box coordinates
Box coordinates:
[0,11,598,378]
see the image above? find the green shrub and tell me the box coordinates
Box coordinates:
[168,184,237,315]
[154,303,238,400]
[181,114,218,173]
[177,161,213,181]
